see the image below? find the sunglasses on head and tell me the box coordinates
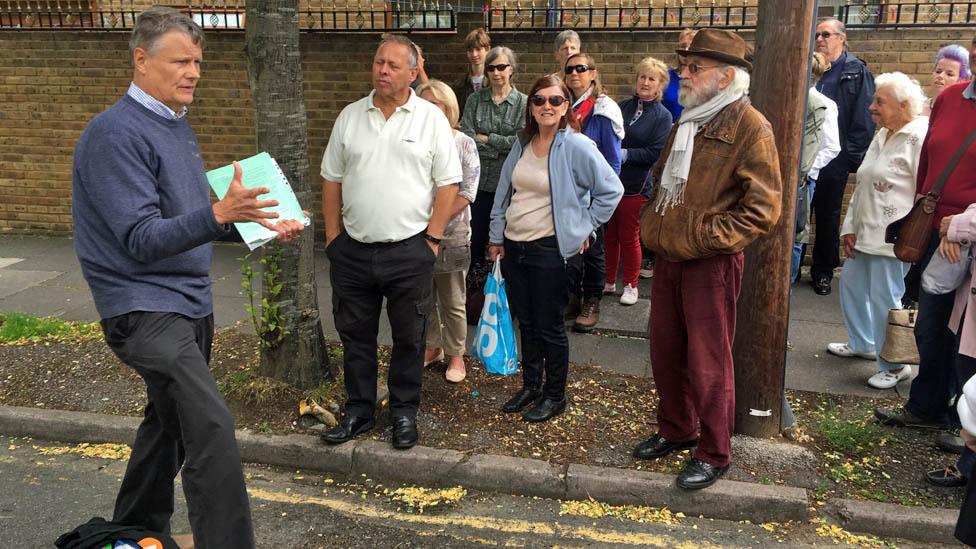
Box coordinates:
[486,63,511,72]
[564,64,594,75]
[529,95,568,107]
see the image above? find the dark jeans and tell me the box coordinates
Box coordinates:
[101,312,255,549]
[327,231,435,420]
[469,189,496,271]
[907,229,961,425]
[567,224,606,300]
[811,160,850,281]
[502,236,578,400]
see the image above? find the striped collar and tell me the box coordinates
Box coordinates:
[127,82,188,120]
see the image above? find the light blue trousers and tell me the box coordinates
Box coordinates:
[839,252,909,372]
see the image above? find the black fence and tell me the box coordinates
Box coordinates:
[485,3,759,32]
[837,2,976,28]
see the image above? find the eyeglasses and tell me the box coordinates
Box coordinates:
[529,95,568,107]
[678,62,721,75]
[815,31,837,39]
[564,64,594,75]
[486,63,511,73]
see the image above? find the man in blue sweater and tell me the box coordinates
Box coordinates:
[72,8,303,548]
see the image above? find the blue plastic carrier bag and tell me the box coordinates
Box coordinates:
[471,258,518,375]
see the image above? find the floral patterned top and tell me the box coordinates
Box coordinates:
[842,115,929,257]
[443,131,481,247]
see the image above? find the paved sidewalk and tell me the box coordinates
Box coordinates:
[0,234,907,399]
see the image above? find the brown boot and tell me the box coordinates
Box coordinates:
[573,296,601,333]
[565,295,582,320]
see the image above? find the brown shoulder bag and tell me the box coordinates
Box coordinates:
[885,127,976,263]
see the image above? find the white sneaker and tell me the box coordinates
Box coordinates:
[867,365,912,389]
[620,285,639,305]
[827,342,877,360]
[603,282,616,295]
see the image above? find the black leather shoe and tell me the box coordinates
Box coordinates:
[391,416,418,450]
[633,433,699,460]
[676,458,729,490]
[812,276,832,295]
[502,388,542,413]
[320,415,374,445]
[936,430,965,454]
[926,466,968,488]
[522,397,567,423]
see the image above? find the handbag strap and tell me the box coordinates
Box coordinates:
[927,126,976,198]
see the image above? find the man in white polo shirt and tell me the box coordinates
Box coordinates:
[319,34,462,450]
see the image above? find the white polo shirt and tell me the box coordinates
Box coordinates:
[321,89,462,243]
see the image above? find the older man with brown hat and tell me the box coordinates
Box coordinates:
[635,29,782,489]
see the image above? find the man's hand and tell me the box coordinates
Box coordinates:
[940,215,954,238]
[842,233,856,258]
[476,134,490,144]
[488,244,504,262]
[939,236,963,263]
[962,428,976,453]
[213,162,280,228]
[427,240,440,257]
[579,238,591,255]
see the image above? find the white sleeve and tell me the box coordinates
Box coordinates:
[431,111,463,186]
[321,107,349,182]
[809,99,841,180]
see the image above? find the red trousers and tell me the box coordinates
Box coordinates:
[649,252,743,468]
[605,194,647,288]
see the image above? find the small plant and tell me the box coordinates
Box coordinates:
[218,365,297,404]
[0,312,100,345]
[240,249,288,349]
[824,452,885,487]
[814,408,888,454]
[257,421,273,434]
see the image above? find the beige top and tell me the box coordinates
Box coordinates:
[504,145,555,242]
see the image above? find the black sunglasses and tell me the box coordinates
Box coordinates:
[564,64,594,75]
[486,63,511,73]
[529,95,568,107]
[815,31,837,39]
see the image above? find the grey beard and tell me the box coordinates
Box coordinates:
[678,79,721,109]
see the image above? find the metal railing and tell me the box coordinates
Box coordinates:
[484,1,759,31]
[837,2,976,28]
[0,0,457,31]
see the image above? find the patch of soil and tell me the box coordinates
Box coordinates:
[0,329,965,510]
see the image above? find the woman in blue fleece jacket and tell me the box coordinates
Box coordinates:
[563,52,624,333]
[487,75,623,423]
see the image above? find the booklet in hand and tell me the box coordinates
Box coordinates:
[206,152,310,250]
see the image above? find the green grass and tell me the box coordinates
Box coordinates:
[813,407,889,454]
[0,312,101,344]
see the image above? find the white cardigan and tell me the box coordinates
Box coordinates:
[961,376,976,436]
[841,116,928,257]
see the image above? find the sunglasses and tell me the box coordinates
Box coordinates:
[678,61,721,75]
[815,31,837,39]
[529,95,568,107]
[486,63,511,73]
[564,64,594,75]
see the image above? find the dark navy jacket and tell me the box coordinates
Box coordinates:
[816,53,876,172]
[617,97,672,197]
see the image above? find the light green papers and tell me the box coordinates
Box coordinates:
[206,152,310,250]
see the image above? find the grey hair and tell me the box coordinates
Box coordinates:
[818,17,847,36]
[485,46,518,76]
[555,29,581,50]
[715,65,751,95]
[875,71,927,117]
[378,34,420,69]
[129,7,204,62]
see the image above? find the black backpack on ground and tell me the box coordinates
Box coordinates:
[55,517,180,549]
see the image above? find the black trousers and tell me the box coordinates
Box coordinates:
[567,225,606,300]
[469,189,496,271]
[811,159,850,281]
[503,236,578,400]
[101,312,254,549]
[327,231,435,419]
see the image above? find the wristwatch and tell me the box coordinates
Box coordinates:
[424,233,442,245]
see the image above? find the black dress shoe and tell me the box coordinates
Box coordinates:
[812,277,832,296]
[321,415,374,445]
[633,433,699,460]
[676,458,729,490]
[522,397,567,422]
[391,416,418,450]
[926,466,968,488]
[502,388,542,413]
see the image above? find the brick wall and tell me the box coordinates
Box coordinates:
[0,14,972,238]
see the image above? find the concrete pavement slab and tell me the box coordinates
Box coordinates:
[0,270,64,300]
[0,258,23,269]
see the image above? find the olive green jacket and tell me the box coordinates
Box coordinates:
[461,87,527,193]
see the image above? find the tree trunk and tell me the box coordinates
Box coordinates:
[732,0,817,436]
[245,0,331,388]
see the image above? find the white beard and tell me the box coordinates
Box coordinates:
[678,77,721,109]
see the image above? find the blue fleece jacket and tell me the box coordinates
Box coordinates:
[617,97,672,196]
[72,95,227,320]
[488,129,623,259]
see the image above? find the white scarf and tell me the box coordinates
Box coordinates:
[655,88,744,213]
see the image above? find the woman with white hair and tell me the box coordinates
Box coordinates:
[827,72,929,389]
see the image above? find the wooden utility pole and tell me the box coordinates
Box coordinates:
[732,0,818,437]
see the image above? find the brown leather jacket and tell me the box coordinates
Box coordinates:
[639,97,782,262]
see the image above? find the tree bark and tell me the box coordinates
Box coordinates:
[245,0,331,388]
[732,0,818,436]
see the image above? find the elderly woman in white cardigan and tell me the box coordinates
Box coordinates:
[826,72,928,389]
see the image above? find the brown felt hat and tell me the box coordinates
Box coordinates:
[676,28,753,72]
